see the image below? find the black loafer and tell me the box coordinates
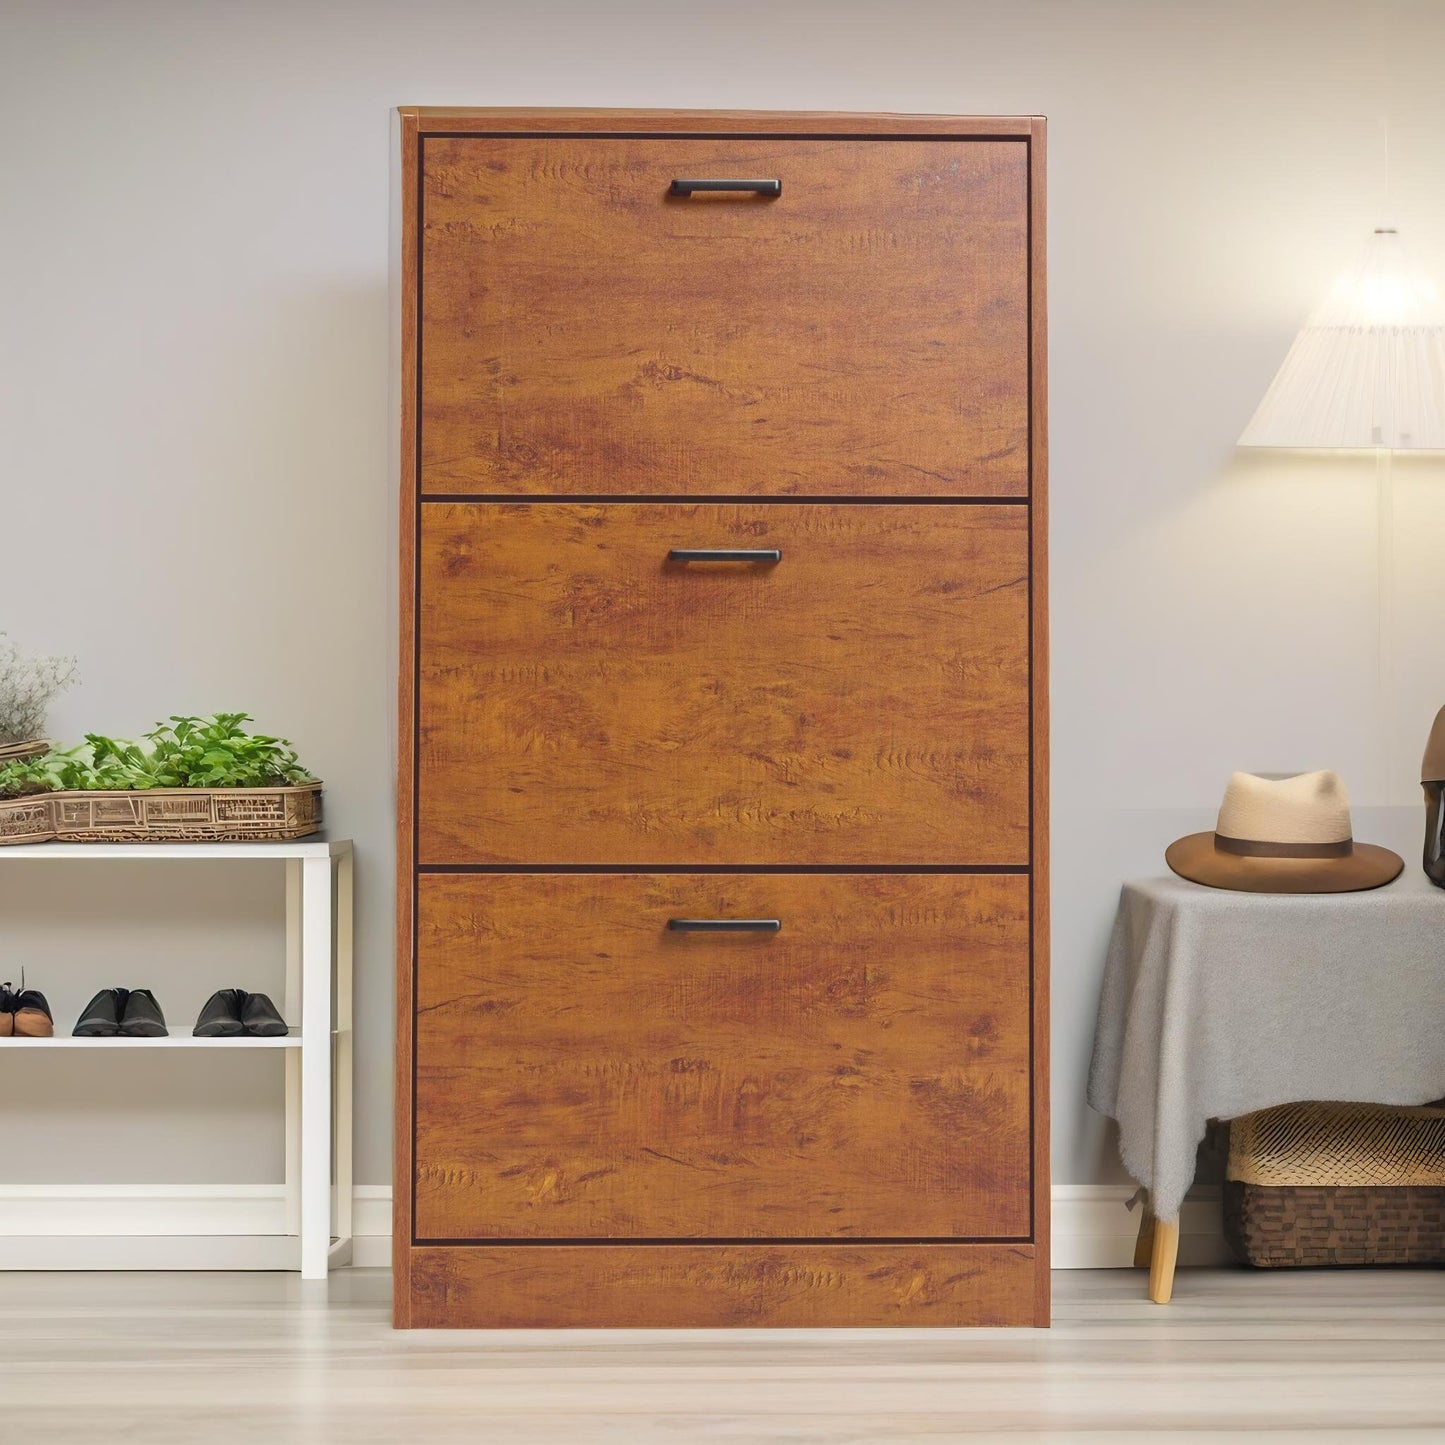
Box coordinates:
[194,988,246,1038]
[120,988,168,1038]
[74,988,123,1037]
[240,991,288,1038]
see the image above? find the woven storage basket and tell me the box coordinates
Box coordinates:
[1225,1102,1445,1268]
[0,783,322,845]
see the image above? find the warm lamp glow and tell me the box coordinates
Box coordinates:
[1239,230,1445,450]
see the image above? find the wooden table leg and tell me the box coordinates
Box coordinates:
[1133,1201,1156,1269]
[1148,1218,1180,1304]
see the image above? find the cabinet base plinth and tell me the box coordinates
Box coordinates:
[397,1243,1045,1328]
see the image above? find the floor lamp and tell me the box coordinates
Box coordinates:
[1238,228,1445,796]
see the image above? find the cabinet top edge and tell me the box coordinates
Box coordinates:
[398,108,1043,137]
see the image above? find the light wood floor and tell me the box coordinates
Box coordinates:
[5,1267,1445,1442]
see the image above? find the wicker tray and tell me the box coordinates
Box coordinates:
[0,739,51,764]
[1226,1102,1445,1268]
[0,783,322,845]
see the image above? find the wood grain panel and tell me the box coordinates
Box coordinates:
[408,1243,1038,1328]
[417,503,1029,866]
[414,873,1030,1242]
[420,137,1028,496]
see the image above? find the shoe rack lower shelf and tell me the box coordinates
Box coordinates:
[5,1032,305,1048]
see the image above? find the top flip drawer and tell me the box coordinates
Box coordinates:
[419,136,1030,498]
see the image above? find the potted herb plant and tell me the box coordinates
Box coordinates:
[0,713,322,845]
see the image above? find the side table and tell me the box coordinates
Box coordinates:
[0,838,352,1279]
[1088,870,1445,1302]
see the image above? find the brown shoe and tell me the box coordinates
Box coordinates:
[12,989,53,1038]
[0,985,12,1038]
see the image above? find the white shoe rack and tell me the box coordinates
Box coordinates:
[0,838,353,1278]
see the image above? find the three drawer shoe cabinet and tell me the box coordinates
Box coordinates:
[395,108,1049,1327]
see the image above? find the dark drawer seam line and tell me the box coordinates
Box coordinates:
[420,494,1030,506]
[415,863,1031,875]
[422,132,1030,143]
[414,1235,1034,1247]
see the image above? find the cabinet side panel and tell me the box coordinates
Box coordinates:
[1028,116,1050,1326]
[394,107,420,1327]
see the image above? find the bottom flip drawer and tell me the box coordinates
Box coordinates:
[413,871,1031,1241]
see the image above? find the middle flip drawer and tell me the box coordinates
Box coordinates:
[418,503,1029,867]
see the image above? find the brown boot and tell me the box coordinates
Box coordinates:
[12,989,52,1038]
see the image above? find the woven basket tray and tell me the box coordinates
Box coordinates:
[0,784,322,845]
[0,739,51,764]
[1226,1102,1445,1268]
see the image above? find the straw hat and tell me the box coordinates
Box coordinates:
[1166,770,1403,894]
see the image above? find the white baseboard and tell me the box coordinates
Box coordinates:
[350,1186,393,1267]
[0,1184,392,1270]
[1050,1185,1231,1268]
[0,1183,1229,1270]
[0,1184,288,1237]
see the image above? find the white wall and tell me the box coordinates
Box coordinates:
[3,0,1443,1197]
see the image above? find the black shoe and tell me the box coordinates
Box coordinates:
[13,988,53,1038]
[74,988,123,1037]
[240,992,288,1038]
[120,988,167,1038]
[194,988,246,1038]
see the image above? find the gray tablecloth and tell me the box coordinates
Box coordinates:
[1087,870,1445,1222]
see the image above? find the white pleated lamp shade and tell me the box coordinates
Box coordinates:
[1239,230,1445,449]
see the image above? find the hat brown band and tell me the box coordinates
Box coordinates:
[1214,834,1353,859]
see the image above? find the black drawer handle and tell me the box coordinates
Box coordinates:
[669,178,782,198]
[668,919,782,933]
[668,549,781,563]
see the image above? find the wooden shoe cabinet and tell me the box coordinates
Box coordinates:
[395,108,1048,1327]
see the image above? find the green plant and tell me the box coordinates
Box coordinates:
[0,714,315,798]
